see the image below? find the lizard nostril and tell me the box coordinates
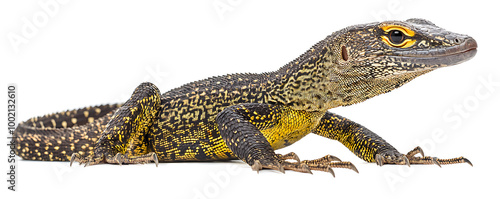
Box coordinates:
[464,37,478,49]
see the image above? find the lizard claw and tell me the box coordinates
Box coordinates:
[432,157,441,168]
[114,153,124,165]
[278,163,285,174]
[251,160,263,173]
[302,164,313,174]
[346,163,359,173]
[325,155,342,162]
[464,158,473,167]
[375,154,385,166]
[153,153,159,167]
[327,168,335,178]
[280,152,301,162]
[410,146,425,157]
[70,153,78,167]
[403,156,410,167]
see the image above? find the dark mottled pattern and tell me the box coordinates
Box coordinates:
[14,19,475,171]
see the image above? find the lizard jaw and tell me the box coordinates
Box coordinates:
[389,37,477,68]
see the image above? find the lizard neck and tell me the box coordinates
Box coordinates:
[265,38,337,112]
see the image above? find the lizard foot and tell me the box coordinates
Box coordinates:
[70,152,159,167]
[299,155,359,177]
[375,146,473,167]
[250,152,358,177]
[107,152,159,167]
[70,152,104,167]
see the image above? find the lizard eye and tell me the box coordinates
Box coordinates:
[380,25,416,48]
[389,30,405,44]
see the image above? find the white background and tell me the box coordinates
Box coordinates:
[1,0,499,198]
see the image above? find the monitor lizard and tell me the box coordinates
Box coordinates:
[14,18,477,176]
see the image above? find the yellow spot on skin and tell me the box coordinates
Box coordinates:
[95,108,101,115]
[61,121,67,128]
[54,146,60,150]
[84,110,89,117]
[88,117,94,123]
[71,118,77,124]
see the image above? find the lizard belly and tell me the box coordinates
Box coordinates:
[260,109,325,150]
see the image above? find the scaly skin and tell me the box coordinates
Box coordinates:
[14,19,476,175]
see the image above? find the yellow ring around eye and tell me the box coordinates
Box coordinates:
[381,25,415,37]
[381,36,416,48]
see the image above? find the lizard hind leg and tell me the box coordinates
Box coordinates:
[70,82,162,167]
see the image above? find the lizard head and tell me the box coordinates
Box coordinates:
[326,18,477,106]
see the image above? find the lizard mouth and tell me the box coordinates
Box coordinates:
[389,37,477,67]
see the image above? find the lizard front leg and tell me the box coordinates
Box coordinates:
[216,103,289,173]
[313,112,472,167]
[71,82,161,166]
[216,103,357,175]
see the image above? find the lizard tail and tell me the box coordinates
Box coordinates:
[13,104,121,161]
